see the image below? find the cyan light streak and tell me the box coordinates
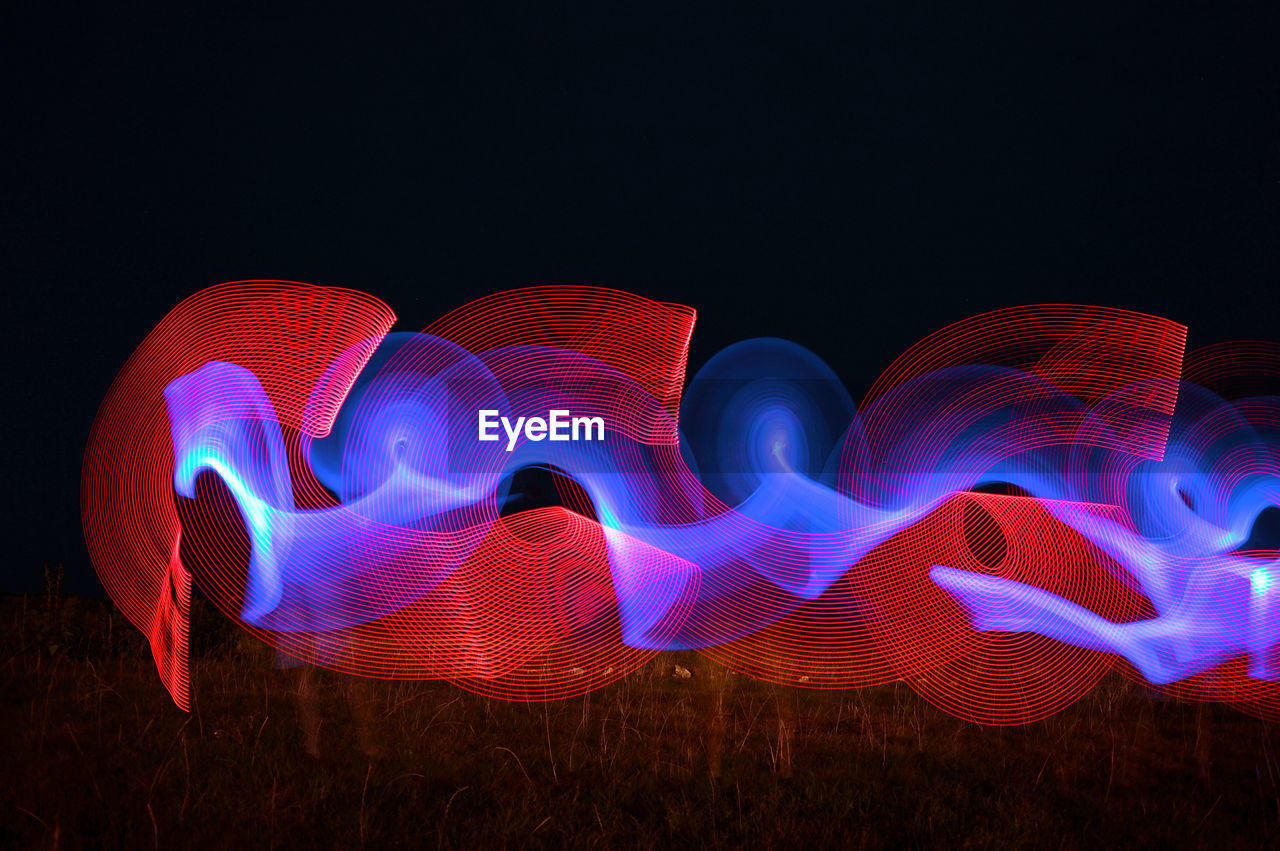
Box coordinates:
[164,334,1280,686]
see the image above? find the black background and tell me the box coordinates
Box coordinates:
[3,2,1277,594]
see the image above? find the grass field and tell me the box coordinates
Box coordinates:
[6,592,1280,849]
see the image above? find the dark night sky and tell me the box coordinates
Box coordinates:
[3,2,1278,594]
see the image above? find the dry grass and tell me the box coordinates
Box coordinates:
[5,592,1280,849]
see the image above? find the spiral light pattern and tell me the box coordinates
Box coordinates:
[83,282,1280,724]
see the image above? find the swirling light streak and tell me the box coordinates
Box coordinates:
[82,282,1280,724]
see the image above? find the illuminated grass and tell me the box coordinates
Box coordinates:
[4,594,1280,848]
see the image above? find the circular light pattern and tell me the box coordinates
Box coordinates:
[83,282,1280,725]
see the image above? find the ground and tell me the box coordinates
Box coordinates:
[5,593,1280,849]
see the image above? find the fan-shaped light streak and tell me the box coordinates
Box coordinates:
[83,282,1280,724]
